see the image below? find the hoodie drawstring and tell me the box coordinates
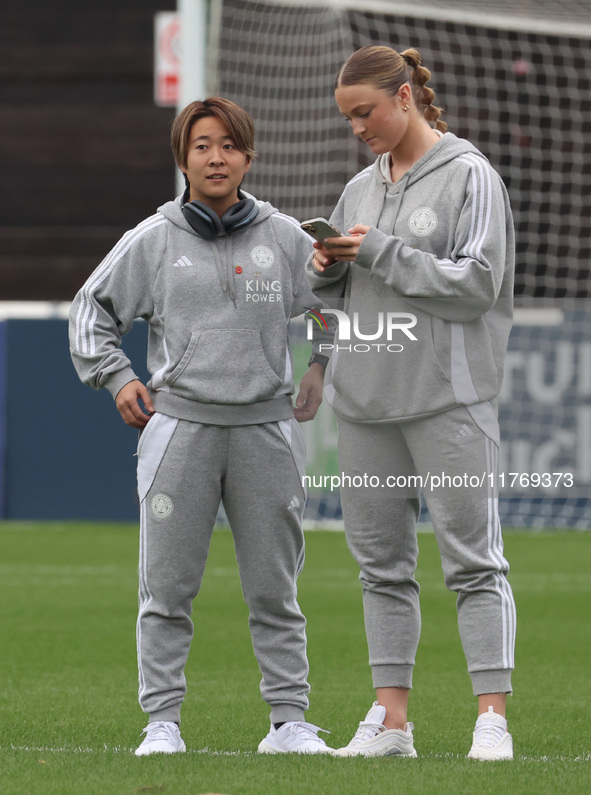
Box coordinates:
[226,234,236,302]
[209,236,236,304]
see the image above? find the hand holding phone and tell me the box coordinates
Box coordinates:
[301,218,343,248]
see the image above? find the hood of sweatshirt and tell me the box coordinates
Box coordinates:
[379,132,484,185]
[349,133,487,233]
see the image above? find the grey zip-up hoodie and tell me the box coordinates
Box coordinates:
[306,132,515,424]
[70,194,328,425]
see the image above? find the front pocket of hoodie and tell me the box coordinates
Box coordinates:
[330,319,455,419]
[165,329,283,404]
[428,315,454,387]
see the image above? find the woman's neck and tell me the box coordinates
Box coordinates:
[389,122,441,183]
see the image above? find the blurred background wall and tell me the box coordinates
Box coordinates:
[1,0,177,302]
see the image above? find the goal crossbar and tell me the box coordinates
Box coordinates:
[237,0,591,39]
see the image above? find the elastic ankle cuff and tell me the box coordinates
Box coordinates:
[149,706,182,725]
[269,706,306,724]
[371,664,413,690]
[471,669,513,696]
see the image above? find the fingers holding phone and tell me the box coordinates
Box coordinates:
[330,223,370,261]
[302,218,343,272]
[311,242,336,272]
[301,218,369,270]
[301,218,343,245]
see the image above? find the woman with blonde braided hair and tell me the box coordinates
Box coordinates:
[306,45,516,760]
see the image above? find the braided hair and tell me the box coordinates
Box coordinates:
[336,45,447,133]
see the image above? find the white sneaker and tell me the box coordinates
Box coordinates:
[134,720,187,756]
[467,706,513,760]
[258,721,333,754]
[335,702,417,758]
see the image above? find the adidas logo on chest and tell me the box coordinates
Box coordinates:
[172,256,194,268]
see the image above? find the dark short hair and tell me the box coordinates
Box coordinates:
[171,97,257,169]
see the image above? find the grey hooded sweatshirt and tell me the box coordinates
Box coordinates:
[306,132,515,424]
[70,194,328,425]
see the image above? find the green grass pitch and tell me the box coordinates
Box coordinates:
[0,522,589,794]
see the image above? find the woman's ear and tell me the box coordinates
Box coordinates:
[398,82,412,106]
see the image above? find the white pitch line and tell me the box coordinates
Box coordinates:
[1,745,589,762]
[1,744,245,757]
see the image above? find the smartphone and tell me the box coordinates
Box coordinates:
[301,217,343,247]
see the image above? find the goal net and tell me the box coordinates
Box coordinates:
[208,0,591,527]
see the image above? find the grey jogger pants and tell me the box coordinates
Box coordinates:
[135,412,310,725]
[337,404,516,697]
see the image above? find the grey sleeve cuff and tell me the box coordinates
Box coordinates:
[103,366,140,399]
[355,226,390,270]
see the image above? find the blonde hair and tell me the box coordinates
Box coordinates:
[336,45,447,133]
[171,97,257,170]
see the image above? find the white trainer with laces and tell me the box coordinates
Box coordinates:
[258,720,334,754]
[135,720,187,756]
[468,706,513,760]
[335,702,417,758]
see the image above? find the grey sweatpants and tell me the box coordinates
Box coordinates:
[337,404,516,697]
[135,412,310,725]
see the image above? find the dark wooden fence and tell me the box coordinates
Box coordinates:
[1,0,177,300]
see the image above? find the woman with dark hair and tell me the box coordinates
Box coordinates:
[70,97,332,756]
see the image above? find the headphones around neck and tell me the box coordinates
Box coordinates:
[181,190,259,241]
